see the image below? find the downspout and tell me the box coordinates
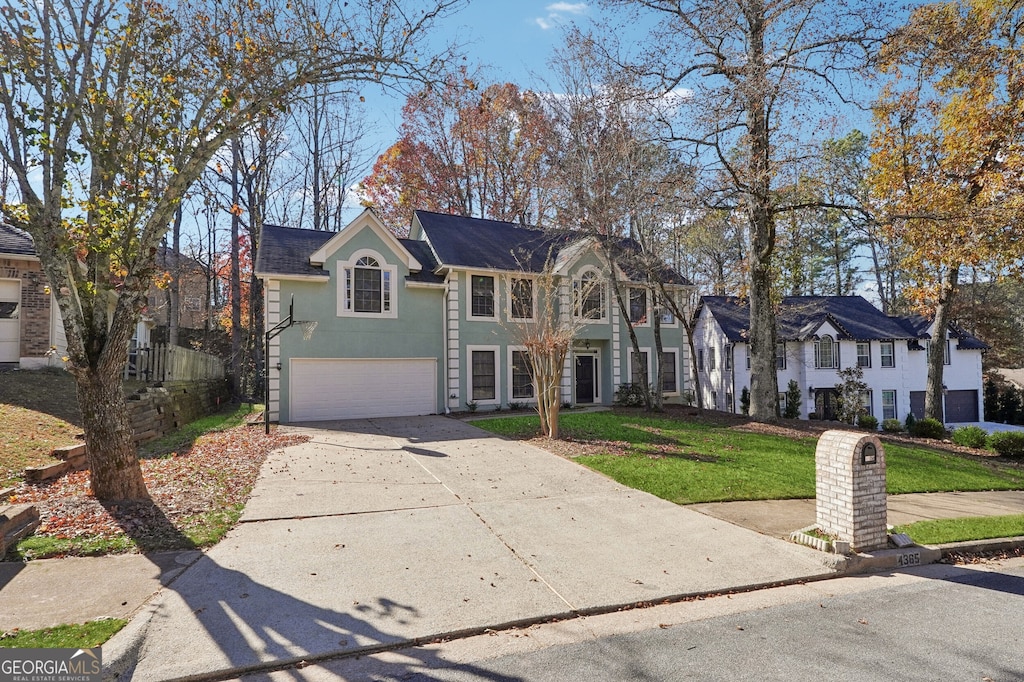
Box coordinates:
[731,342,737,414]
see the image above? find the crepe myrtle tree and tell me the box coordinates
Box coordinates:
[0,0,462,501]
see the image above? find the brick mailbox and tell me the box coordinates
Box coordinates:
[815,430,888,552]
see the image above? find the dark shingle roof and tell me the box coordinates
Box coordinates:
[701,295,925,342]
[415,210,569,273]
[901,314,990,351]
[400,239,444,284]
[0,223,35,256]
[414,210,690,284]
[255,224,334,278]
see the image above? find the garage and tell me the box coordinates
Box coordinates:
[289,358,437,421]
[945,389,980,423]
[0,279,20,363]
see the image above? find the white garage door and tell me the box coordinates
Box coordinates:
[289,358,437,421]
[0,280,20,363]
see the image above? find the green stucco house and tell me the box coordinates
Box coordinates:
[254,209,691,422]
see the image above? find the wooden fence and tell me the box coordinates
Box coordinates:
[124,343,225,382]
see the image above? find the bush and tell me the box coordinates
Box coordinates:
[857,414,879,431]
[951,425,989,449]
[904,412,916,431]
[740,387,750,416]
[615,383,647,407]
[783,379,802,419]
[910,417,946,440]
[882,418,903,433]
[988,431,1024,458]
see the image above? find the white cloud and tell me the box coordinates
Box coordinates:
[535,2,588,30]
[547,2,588,13]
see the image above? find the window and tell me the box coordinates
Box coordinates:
[698,348,705,372]
[183,296,202,312]
[660,351,678,393]
[745,345,751,370]
[575,271,606,320]
[711,391,718,409]
[629,288,648,325]
[341,252,396,318]
[471,275,496,318]
[880,341,895,368]
[509,278,533,320]
[725,345,733,370]
[709,347,717,371]
[630,349,649,384]
[815,335,837,369]
[510,350,534,400]
[726,391,734,412]
[779,392,788,411]
[860,390,873,417]
[775,341,787,370]
[857,342,871,368]
[659,309,676,325]
[471,349,497,401]
[882,390,897,420]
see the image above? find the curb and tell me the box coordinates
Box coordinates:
[932,535,1024,557]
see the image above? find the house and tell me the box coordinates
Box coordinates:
[0,223,192,369]
[254,209,692,423]
[693,295,988,423]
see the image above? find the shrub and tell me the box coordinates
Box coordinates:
[783,379,802,419]
[988,431,1024,458]
[857,414,879,431]
[615,383,647,407]
[508,402,527,411]
[740,387,750,416]
[951,425,989,449]
[882,418,903,433]
[910,417,946,440]
[466,401,478,413]
[904,412,916,431]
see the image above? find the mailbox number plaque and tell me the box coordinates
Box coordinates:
[897,552,921,567]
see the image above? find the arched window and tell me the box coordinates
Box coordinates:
[815,334,837,369]
[341,251,395,317]
[575,270,606,320]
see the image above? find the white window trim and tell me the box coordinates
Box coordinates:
[467,344,501,405]
[857,341,871,368]
[628,346,652,385]
[507,345,537,403]
[660,347,681,396]
[882,389,897,420]
[776,341,787,370]
[337,249,398,319]
[467,272,499,322]
[573,267,608,323]
[815,334,838,369]
[506,276,537,322]
[880,341,896,369]
[627,286,650,327]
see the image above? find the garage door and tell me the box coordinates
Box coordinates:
[289,358,437,421]
[0,280,20,363]
[945,389,979,422]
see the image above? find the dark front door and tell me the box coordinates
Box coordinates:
[815,389,839,421]
[575,355,595,404]
[945,390,979,422]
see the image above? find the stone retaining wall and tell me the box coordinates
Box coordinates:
[127,379,232,444]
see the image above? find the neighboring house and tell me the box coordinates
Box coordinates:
[146,243,212,337]
[693,295,988,424]
[0,222,165,368]
[254,209,692,423]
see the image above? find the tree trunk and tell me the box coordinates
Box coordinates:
[169,205,182,346]
[75,368,148,501]
[925,266,959,422]
[230,137,242,396]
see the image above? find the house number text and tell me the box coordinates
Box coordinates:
[897,552,921,567]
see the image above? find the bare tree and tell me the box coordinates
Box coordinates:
[602,0,890,422]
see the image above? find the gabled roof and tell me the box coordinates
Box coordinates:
[0,223,36,257]
[699,295,928,343]
[901,314,990,350]
[255,222,444,285]
[412,210,690,284]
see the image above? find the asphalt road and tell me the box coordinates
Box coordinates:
[243,558,1024,682]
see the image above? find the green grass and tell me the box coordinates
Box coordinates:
[473,412,1024,504]
[893,515,1024,545]
[10,535,136,560]
[0,619,126,648]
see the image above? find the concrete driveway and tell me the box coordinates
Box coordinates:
[124,416,832,682]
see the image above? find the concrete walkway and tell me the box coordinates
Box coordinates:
[117,416,833,681]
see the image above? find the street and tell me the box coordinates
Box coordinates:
[244,557,1024,682]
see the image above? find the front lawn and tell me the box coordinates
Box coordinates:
[473,412,1024,504]
[892,515,1024,545]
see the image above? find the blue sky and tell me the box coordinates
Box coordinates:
[360,1,600,151]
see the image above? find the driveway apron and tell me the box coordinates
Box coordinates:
[127,416,831,681]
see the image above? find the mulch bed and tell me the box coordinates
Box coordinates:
[7,426,307,554]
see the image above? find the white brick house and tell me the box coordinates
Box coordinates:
[692,296,988,424]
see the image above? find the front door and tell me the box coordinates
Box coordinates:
[815,389,839,421]
[575,355,596,404]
